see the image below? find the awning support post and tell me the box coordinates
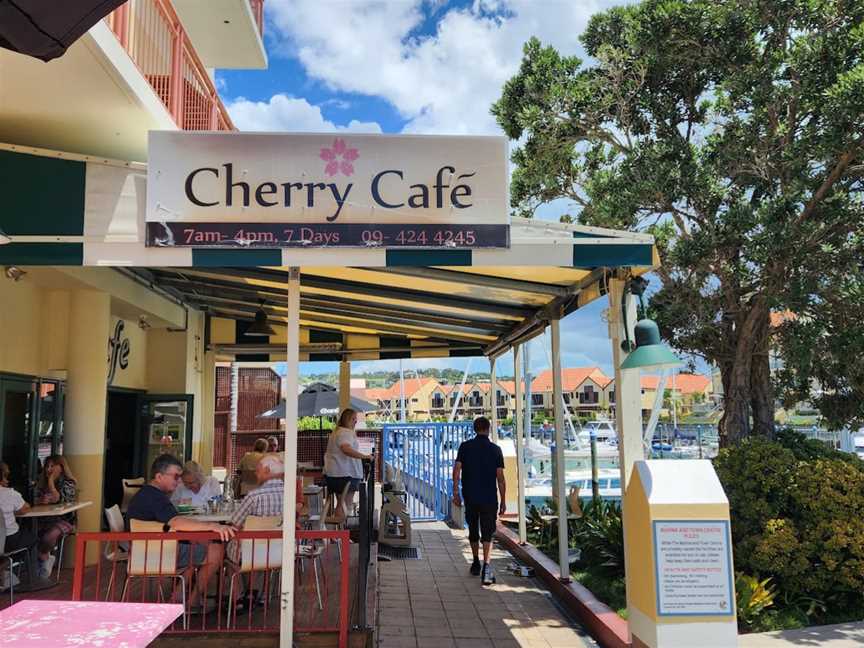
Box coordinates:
[513,343,527,544]
[551,318,570,581]
[279,267,301,647]
[489,356,498,441]
[338,360,351,413]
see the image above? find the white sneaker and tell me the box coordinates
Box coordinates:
[37,555,56,580]
[481,562,496,585]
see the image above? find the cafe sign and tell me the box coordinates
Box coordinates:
[145,131,509,248]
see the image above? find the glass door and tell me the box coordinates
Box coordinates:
[139,394,194,473]
[0,377,39,498]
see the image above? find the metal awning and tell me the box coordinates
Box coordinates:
[125,242,655,361]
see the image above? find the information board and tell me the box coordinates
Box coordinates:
[652,520,734,616]
[146,131,509,249]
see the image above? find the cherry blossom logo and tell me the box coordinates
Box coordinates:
[319,138,359,177]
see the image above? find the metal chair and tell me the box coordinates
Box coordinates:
[120,478,145,514]
[102,505,129,600]
[226,515,282,627]
[323,481,351,560]
[0,515,30,605]
[122,519,187,629]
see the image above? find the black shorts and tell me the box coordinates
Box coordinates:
[464,503,497,543]
[325,476,361,496]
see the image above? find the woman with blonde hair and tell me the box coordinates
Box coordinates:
[323,408,370,518]
[172,460,222,507]
[34,455,78,578]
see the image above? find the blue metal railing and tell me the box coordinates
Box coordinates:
[382,422,474,521]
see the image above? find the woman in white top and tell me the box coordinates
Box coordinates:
[171,460,222,508]
[323,409,371,517]
[0,462,35,552]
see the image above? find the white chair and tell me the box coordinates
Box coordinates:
[226,515,282,627]
[122,519,187,629]
[103,505,129,600]
[0,515,30,605]
[120,478,145,514]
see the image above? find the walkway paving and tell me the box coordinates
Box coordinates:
[376,522,594,648]
[739,622,864,647]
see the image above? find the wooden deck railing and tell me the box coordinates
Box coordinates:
[104,0,236,131]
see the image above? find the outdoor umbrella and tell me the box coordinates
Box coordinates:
[258,382,377,419]
[0,0,127,62]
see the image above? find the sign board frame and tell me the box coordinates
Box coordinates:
[145,131,510,249]
[652,519,735,617]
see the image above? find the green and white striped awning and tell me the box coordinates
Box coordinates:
[0,143,658,359]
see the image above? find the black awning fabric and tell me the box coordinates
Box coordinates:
[0,0,127,62]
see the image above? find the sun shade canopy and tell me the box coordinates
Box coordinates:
[0,0,126,61]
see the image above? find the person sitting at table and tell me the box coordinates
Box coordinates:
[323,408,371,520]
[226,453,285,607]
[267,435,280,453]
[237,438,268,497]
[0,462,35,553]
[171,461,222,508]
[33,454,77,578]
[127,454,236,614]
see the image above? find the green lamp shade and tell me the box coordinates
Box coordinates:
[620,318,682,371]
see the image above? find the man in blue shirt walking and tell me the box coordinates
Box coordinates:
[452,416,506,585]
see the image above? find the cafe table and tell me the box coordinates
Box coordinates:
[15,501,93,592]
[0,599,183,647]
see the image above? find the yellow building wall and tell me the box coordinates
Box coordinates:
[108,316,149,391]
[0,279,51,376]
[146,328,188,393]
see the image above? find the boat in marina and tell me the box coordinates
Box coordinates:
[525,468,622,508]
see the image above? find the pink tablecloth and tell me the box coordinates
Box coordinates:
[0,600,184,647]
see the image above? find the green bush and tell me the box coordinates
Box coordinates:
[715,433,864,624]
[735,573,777,629]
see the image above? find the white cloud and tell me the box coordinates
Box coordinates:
[263,0,616,135]
[226,94,382,133]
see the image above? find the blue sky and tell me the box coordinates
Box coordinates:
[219,1,709,379]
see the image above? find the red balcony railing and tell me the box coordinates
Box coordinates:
[105,0,235,131]
[250,0,264,37]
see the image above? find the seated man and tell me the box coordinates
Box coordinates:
[226,454,284,605]
[127,454,236,613]
[171,460,222,508]
[228,453,284,563]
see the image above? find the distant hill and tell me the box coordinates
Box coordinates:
[300,367,515,390]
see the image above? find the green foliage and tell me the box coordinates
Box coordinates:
[715,437,864,624]
[298,416,333,431]
[735,573,777,630]
[493,0,864,440]
[572,499,625,578]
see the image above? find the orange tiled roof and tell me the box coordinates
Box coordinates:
[531,367,612,392]
[639,373,711,395]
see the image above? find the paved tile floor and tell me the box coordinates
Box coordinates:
[377,522,594,648]
[739,622,864,647]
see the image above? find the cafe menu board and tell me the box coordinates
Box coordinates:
[652,520,735,616]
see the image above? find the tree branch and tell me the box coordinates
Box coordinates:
[794,134,864,228]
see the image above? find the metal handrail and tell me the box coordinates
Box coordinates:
[104,0,235,132]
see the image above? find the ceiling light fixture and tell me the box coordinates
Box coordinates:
[245,300,276,337]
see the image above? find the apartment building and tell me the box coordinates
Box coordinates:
[0,0,266,162]
[529,367,614,417]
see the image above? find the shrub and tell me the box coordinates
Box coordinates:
[735,573,777,630]
[715,434,864,623]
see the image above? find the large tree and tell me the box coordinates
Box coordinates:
[493,0,864,444]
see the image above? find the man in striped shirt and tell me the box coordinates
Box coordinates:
[228,453,284,564]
